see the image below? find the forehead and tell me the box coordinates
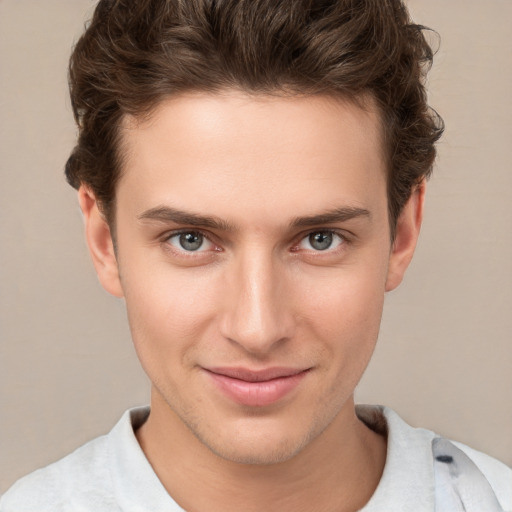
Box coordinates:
[117,91,387,227]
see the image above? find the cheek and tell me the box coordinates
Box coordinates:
[300,255,386,320]
[296,261,387,366]
[120,259,222,366]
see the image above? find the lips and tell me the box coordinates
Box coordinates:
[204,366,310,407]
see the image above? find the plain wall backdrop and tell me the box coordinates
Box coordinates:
[1,0,511,492]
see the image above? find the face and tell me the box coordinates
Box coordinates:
[81,91,422,464]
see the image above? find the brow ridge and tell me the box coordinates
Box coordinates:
[137,206,235,231]
[138,205,370,232]
[289,206,371,229]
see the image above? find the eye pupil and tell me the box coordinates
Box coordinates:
[309,232,333,251]
[179,232,203,251]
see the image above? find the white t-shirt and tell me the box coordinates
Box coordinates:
[1,405,511,511]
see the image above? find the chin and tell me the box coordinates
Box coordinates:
[208,437,307,466]
[191,418,317,466]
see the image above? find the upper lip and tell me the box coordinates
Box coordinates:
[205,367,310,382]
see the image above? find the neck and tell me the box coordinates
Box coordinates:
[136,391,387,512]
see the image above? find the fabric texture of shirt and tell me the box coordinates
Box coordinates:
[1,405,511,511]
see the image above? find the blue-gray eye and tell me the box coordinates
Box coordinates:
[167,231,213,252]
[298,231,344,251]
[179,232,203,251]
[309,232,333,250]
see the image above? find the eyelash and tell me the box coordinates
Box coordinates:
[161,229,220,255]
[291,230,348,254]
[160,229,350,257]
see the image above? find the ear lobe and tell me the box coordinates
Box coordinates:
[78,186,124,298]
[385,180,426,292]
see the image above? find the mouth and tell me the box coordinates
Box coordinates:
[203,366,311,407]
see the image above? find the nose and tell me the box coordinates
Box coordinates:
[219,249,295,357]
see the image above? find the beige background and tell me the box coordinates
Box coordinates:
[1,0,511,493]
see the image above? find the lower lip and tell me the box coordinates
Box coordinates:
[206,370,309,407]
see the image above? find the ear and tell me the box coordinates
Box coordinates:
[385,180,426,292]
[78,186,124,298]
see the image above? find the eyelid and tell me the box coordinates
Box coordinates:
[159,227,351,255]
[161,228,220,253]
[291,229,350,252]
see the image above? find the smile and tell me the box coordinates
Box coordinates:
[204,367,311,407]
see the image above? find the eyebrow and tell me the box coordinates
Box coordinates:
[289,206,371,228]
[137,205,371,231]
[137,206,236,231]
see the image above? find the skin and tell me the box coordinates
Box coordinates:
[79,91,424,512]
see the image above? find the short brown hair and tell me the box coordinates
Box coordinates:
[66,0,443,237]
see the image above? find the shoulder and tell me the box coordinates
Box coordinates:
[389,407,512,510]
[0,433,117,512]
[1,406,181,512]
[357,405,511,511]
[0,407,152,512]
[450,439,512,509]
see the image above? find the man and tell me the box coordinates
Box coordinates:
[1,0,511,511]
